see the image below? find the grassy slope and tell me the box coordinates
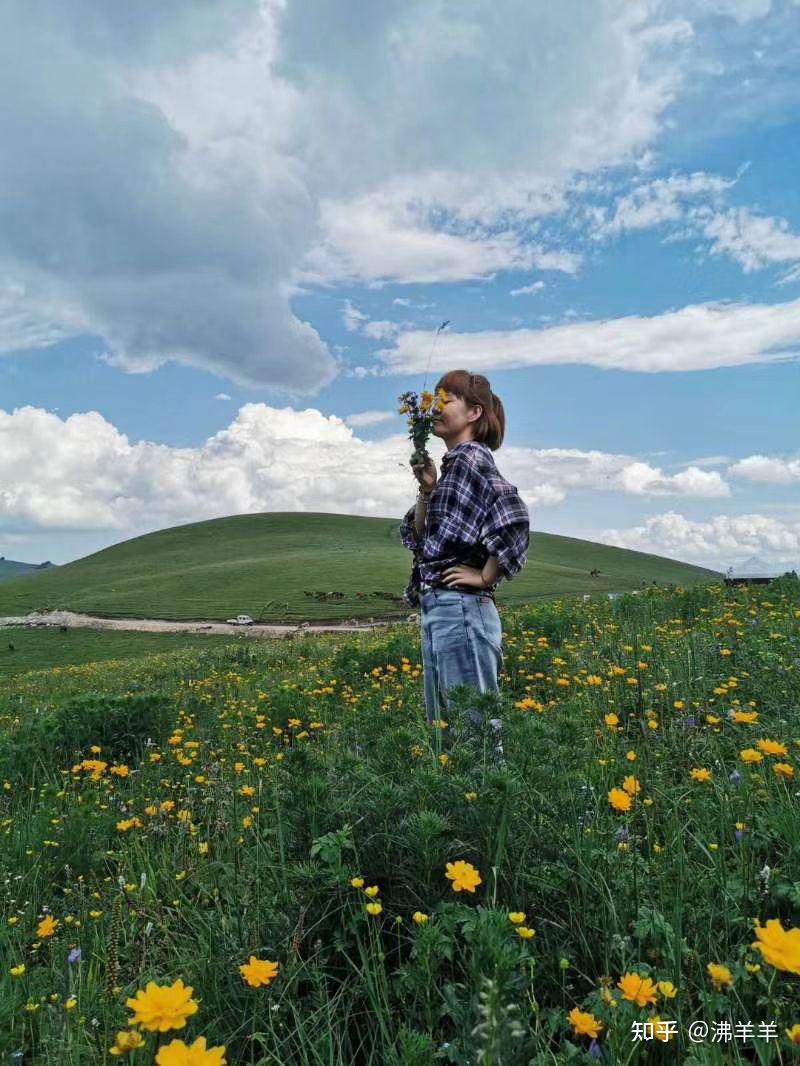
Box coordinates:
[0,512,721,622]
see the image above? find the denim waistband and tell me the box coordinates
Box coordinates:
[420,581,494,600]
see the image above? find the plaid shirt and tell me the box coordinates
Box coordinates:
[399,440,530,608]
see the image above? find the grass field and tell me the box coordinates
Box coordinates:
[1,576,799,1063]
[0,628,251,681]
[0,512,721,622]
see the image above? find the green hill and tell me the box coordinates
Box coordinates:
[0,512,721,622]
[0,558,56,583]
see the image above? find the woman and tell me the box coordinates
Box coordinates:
[399,370,530,761]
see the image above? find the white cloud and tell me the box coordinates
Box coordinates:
[214,392,232,401]
[341,299,369,332]
[510,282,546,297]
[681,454,734,467]
[363,320,402,341]
[300,189,581,286]
[0,0,724,385]
[0,2,337,393]
[591,170,738,239]
[728,453,800,484]
[587,165,800,281]
[392,297,435,309]
[689,205,800,272]
[601,509,800,570]
[0,408,736,548]
[379,295,800,374]
[619,461,730,497]
[0,278,90,353]
[343,410,395,428]
[340,299,405,340]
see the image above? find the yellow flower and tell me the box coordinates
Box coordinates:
[239,956,279,988]
[751,919,800,974]
[604,713,619,728]
[740,748,763,764]
[64,996,77,1011]
[622,775,641,796]
[126,978,199,1032]
[350,877,364,889]
[756,738,788,757]
[625,750,637,762]
[109,1029,147,1056]
[508,912,526,925]
[773,762,794,779]
[516,926,535,939]
[445,860,482,893]
[364,885,380,898]
[36,915,59,938]
[10,963,25,976]
[731,710,758,724]
[366,902,383,916]
[412,912,429,925]
[155,1036,227,1065]
[464,791,478,801]
[657,980,677,999]
[690,768,712,782]
[617,972,657,1007]
[608,787,631,812]
[568,1007,603,1039]
[198,842,209,855]
[707,962,733,989]
[785,1024,800,1047]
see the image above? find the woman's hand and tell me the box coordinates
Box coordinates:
[441,565,486,590]
[410,455,438,494]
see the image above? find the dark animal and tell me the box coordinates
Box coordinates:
[8,643,15,651]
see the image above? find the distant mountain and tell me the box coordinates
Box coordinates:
[0,558,56,583]
[726,555,795,579]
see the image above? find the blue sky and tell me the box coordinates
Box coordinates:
[1,0,799,572]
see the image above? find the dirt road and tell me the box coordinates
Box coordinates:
[0,609,411,638]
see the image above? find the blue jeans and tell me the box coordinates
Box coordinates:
[420,587,505,739]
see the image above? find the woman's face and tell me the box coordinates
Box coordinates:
[432,389,481,444]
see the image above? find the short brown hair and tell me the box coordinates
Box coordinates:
[434,369,505,450]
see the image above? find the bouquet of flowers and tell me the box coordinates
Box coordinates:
[398,387,448,466]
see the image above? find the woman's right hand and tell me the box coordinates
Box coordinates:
[410,455,438,494]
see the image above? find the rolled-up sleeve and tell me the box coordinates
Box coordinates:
[480,491,530,580]
[399,502,420,550]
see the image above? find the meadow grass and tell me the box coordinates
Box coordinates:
[0,629,253,681]
[1,578,799,1064]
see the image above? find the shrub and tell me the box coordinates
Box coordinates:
[0,691,172,784]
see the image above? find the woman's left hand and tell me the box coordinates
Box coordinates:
[441,565,486,589]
